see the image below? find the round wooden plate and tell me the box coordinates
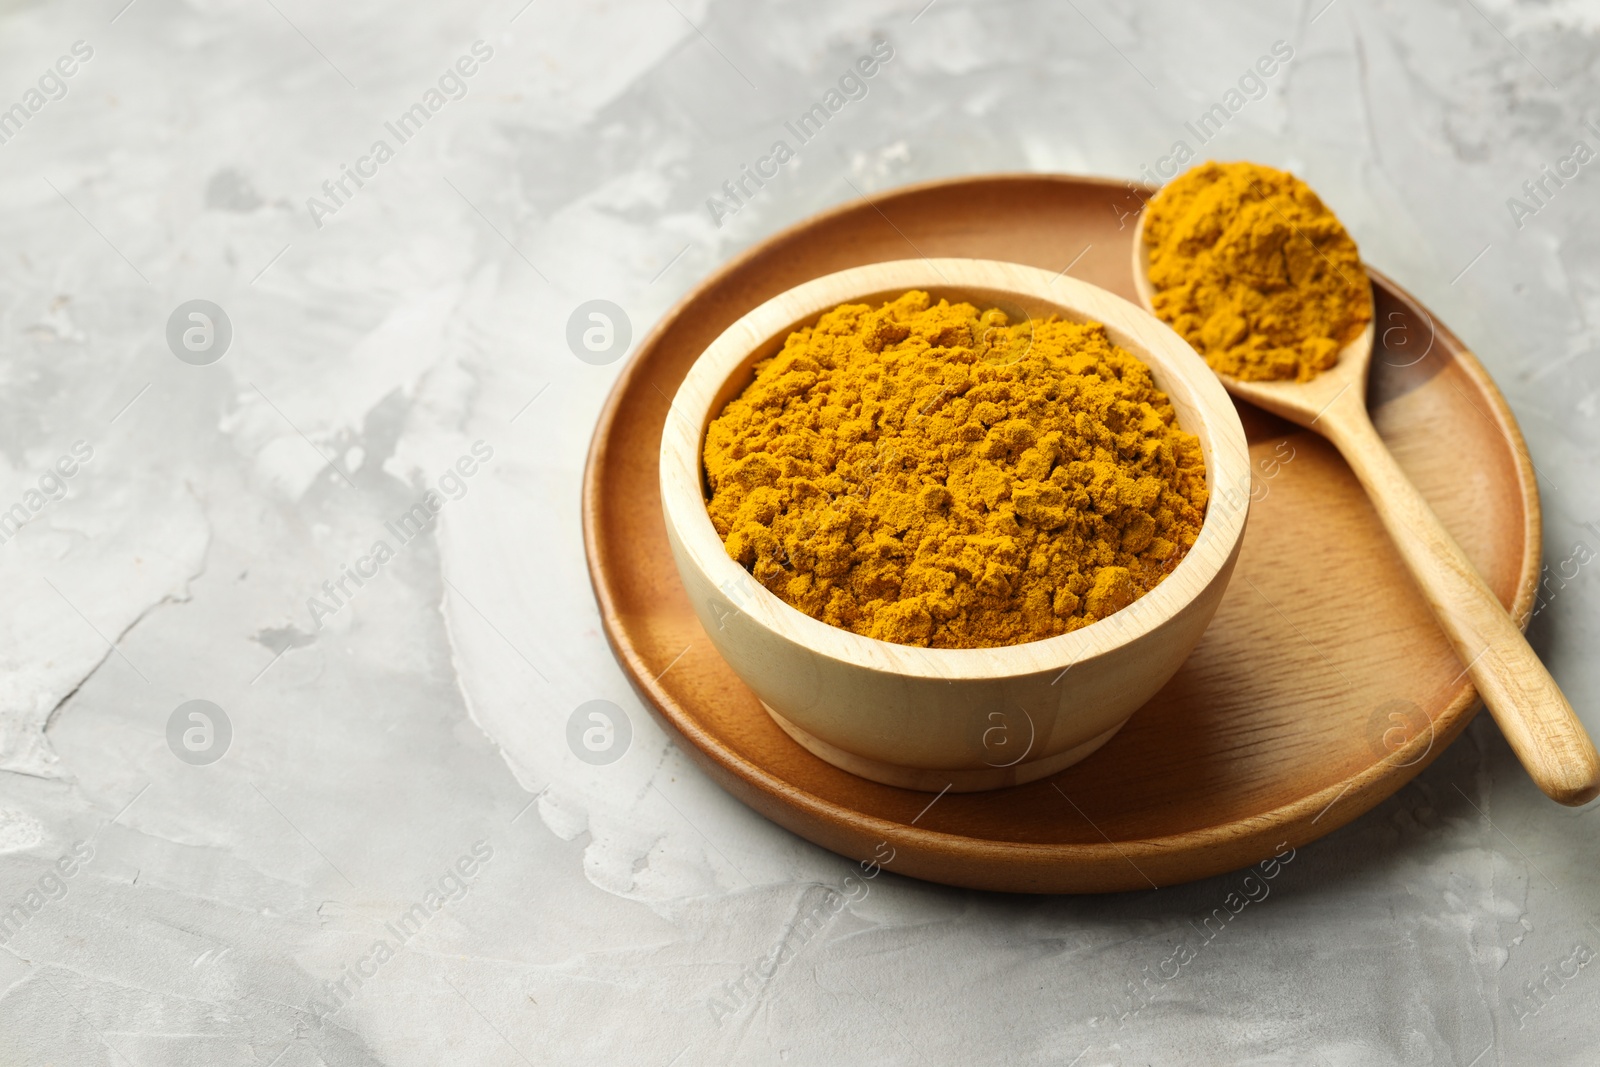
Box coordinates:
[581,174,1540,894]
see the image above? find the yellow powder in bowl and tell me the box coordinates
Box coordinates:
[701,290,1208,649]
[1143,160,1373,382]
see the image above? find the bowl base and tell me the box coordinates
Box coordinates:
[762,703,1127,793]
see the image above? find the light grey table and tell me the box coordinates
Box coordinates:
[0,0,1597,1063]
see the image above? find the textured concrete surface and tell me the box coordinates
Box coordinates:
[1,0,1598,1063]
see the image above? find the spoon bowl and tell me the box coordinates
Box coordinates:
[1131,212,1377,429]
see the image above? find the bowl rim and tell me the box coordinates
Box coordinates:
[659,257,1251,680]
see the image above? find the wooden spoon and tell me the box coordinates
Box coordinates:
[1132,212,1600,806]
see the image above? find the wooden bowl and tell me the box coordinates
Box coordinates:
[658,258,1251,792]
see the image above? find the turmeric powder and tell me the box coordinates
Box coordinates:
[1142,161,1372,382]
[702,291,1208,649]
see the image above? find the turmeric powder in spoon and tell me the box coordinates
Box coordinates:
[1142,160,1372,382]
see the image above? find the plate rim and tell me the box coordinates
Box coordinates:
[581,171,1542,886]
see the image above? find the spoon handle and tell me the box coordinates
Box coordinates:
[1321,398,1600,805]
